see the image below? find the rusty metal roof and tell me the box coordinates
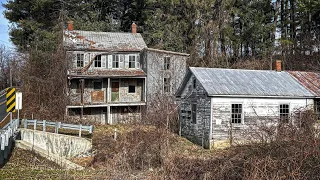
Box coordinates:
[63,30,147,51]
[68,69,146,78]
[184,67,314,97]
[288,71,320,96]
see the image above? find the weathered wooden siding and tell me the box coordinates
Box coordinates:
[211,97,314,145]
[111,106,141,124]
[180,74,211,148]
[143,50,187,101]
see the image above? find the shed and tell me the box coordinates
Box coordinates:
[176,67,315,149]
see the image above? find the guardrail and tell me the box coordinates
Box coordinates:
[23,119,94,137]
[0,119,19,165]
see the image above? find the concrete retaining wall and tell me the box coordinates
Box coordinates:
[20,128,92,158]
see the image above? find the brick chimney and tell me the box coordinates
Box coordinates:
[132,23,137,34]
[67,21,74,31]
[276,60,282,72]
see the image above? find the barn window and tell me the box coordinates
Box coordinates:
[76,53,84,67]
[112,55,119,68]
[164,56,170,70]
[129,55,136,68]
[231,104,242,124]
[191,104,197,124]
[280,104,290,123]
[94,55,101,67]
[164,78,171,93]
[193,78,197,89]
[128,85,135,93]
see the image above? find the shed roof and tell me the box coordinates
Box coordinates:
[68,69,146,78]
[64,30,147,51]
[288,71,320,96]
[177,67,314,98]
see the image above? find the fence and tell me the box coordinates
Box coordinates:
[0,119,19,165]
[23,119,94,137]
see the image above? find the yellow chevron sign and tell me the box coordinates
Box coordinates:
[6,88,16,112]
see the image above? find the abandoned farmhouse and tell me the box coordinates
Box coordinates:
[177,64,320,149]
[64,22,188,124]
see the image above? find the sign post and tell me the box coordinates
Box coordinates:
[15,92,22,120]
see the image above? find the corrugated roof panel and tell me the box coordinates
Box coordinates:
[288,71,320,96]
[64,30,147,51]
[190,67,314,97]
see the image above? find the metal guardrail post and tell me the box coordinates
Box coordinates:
[24,119,27,129]
[43,120,46,132]
[34,120,37,130]
[79,124,82,137]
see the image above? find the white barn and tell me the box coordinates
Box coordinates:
[176,67,316,149]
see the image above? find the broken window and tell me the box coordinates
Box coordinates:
[77,53,84,67]
[280,104,290,123]
[129,55,136,68]
[128,85,135,93]
[191,104,197,124]
[112,55,119,68]
[163,78,171,93]
[231,104,242,124]
[94,55,101,67]
[164,56,170,70]
[316,100,320,120]
[193,78,197,89]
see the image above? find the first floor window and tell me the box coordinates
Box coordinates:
[129,55,136,68]
[77,53,84,67]
[231,104,242,123]
[280,104,290,123]
[128,85,135,93]
[94,55,101,67]
[164,78,171,93]
[112,55,119,68]
[191,104,197,124]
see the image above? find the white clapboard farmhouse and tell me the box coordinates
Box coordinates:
[176,66,319,149]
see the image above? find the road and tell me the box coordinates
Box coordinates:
[0,94,7,122]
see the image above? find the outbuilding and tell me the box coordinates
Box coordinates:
[176,67,316,148]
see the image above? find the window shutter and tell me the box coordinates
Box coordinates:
[108,55,112,68]
[124,55,129,69]
[69,52,76,68]
[120,55,125,69]
[136,55,140,68]
[102,55,106,68]
[84,53,89,67]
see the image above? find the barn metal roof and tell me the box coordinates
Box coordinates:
[288,71,320,96]
[188,67,314,97]
[63,30,147,51]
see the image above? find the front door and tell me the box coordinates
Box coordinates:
[111,82,119,102]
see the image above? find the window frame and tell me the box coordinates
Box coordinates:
[231,103,243,124]
[76,53,84,68]
[93,81,102,91]
[129,55,136,68]
[163,77,171,93]
[94,55,102,68]
[191,104,197,124]
[112,55,120,68]
[279,104,290,123]
[164,56,170,70]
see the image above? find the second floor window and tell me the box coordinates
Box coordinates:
[129,55,136,68]
[164,56,170,70]
[112,55,119,68]
[77,53,84,67]
[94,55,101,67]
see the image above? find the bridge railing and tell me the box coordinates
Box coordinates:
[23,119,93,137]
[0,119,19,165]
